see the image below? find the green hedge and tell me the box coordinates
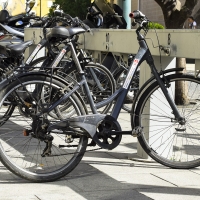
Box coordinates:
[148,22,165,29]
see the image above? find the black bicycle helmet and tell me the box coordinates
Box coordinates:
[0,10,10,23]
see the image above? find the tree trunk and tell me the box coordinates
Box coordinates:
[175,57,189,105]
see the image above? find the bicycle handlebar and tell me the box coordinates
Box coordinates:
[73,17,91,31]
[22,16,41,22]
[129,10,145,19]
[42,13,93,39]
[53,10,92,32]
[129,10,149,30]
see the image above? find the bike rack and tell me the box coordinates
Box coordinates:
[24,28,200,68]
[24,28,200,159]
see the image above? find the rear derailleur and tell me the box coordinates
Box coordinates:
[24,116,54,157]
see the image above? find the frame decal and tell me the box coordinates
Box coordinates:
[123,58,139,89]
[25,44,42,64]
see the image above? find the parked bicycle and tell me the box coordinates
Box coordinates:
[0,10,200,183]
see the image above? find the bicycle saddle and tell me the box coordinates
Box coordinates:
[6,40,33,56]
[47,26,86,40]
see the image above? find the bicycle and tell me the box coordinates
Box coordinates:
[0,10,200,182]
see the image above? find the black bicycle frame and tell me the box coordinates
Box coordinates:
[39,28,184,125]
[111,38,183,122]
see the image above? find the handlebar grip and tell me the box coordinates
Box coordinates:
[129,10,145,19]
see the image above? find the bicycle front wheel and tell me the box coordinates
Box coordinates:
[0,73,88,182]
[134,73,200,169]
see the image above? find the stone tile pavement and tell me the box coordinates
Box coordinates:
[0,110,200,200]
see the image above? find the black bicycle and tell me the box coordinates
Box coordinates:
[0,10,200,182]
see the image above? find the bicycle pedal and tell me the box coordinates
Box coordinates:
[132,126,143,137]
[87,141,97,146]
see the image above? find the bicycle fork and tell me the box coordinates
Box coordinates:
[146,53,185,125]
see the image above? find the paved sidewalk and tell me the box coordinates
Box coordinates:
[0,110,200,200]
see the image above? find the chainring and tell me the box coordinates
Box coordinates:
[93,115,122,150]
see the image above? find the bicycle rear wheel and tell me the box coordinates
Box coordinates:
[134,73,200,169]
[65,62,116,114]
[0,73,88,182]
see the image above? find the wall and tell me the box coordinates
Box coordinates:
[139,0,200,28]
[0,0,25,15]
[32,0,53,17]
[0,0,52,16]
[139,0,164,26]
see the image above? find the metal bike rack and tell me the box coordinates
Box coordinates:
[24,28,200,159]
[24,27,200,67]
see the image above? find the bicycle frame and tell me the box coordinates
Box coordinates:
[43,28,184,125]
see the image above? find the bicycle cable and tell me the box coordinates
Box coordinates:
[144,20,163,69]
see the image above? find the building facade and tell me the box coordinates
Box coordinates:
[1,0,199,28]
[140,0,200,28]
[112,0,199,28]
[0,0,52,16]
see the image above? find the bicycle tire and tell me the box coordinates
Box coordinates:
[134,73,200,169]
[0,73,88,182]
[29,56,53,70]
[30,56,78,119]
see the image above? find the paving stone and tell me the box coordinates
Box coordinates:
[1,92,200,200]
[138,186,200,200]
